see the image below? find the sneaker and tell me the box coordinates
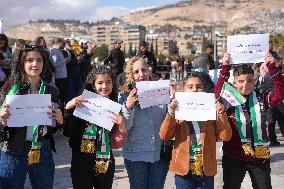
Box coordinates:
[269,140,280,146]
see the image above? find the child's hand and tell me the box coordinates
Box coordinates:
[0,104,10,127]
[48,106,64,125]
[216,101,225,114]
[65,96,88,110]
[264,52,276,65]
[125,89,138,109]
[222,52,231,65]
[111,113,126,132]
[168,99,177,115]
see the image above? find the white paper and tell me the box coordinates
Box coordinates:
[6,94,52,127]
[175,92,216,121]
[208,69,234,84]
[136,80,170,109]
[73,90,122,131]
[227,33,269,64]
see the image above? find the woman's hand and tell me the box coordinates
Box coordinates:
[216,101,225,114]
[0,104,10,126]
[222,52,231,65]
[48,106,64,125]
[111,113,126,132]
[168,99,177,115]
[264,52,276,65]
[125,89,138,109]
[65,96,88,110]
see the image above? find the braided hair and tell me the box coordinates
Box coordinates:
[84,65,118,102]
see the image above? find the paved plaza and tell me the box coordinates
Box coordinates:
[25,133,284,189]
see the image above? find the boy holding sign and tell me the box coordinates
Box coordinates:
[215,52,284,189]
[160,73,232,189]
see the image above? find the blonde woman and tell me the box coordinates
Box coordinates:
[119,56,171,189]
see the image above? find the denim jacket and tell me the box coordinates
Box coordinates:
[119,93,167,163]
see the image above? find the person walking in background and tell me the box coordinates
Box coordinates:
[34,36,54,84]
[64,39,83,103]
[137,41,157,74]
[104,40,125,76]
[50,38,67,108]
[11,39,25,69]
[0,34,12,80]
[79,40,96,83]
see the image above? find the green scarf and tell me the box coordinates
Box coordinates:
[235,91,270,159]
[1,81,46,164]
[81,123,111,174]
[188,121,203,175]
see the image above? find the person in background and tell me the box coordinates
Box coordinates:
[104,40,125,76]
[192,54,215,93]
[34,36,54,84]
[64,39,83,103]
[79,40,96,83]
[0,34,12,79]
[11,39,25,69]
[137,41,157,74]
[50,38,67,108]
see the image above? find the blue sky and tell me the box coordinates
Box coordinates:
[0,0,180,26]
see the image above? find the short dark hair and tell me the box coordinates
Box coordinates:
[253,62,263,69]
[15,39,26,46]
[139,41,148,47]
[233,64,254,77]
[183,72,203,87]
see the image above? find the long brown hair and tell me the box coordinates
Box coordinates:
[0,46,48,105]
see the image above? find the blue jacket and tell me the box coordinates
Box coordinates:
[119,93,167,163]
[50,48,67,79]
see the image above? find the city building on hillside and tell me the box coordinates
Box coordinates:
[92,23,146,53]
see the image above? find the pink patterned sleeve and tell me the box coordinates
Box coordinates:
[109,125,127,149]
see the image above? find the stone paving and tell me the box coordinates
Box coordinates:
[24,134,284,189]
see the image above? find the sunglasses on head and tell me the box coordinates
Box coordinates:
[22,44,45,52]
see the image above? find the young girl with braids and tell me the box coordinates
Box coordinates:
[160,73,231,189]
[64,66,127,189]
[0,45,64,189]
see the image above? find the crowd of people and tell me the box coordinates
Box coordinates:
[0,32,283,189]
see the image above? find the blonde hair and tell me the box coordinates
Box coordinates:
[120,56,151,92]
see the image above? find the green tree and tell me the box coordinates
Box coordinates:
[93,44,108,62]
[128,43,133,58]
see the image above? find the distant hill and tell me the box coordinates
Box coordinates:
[5,0,284,41]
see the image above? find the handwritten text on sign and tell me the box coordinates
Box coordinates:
[6,94,52,127]
[175,92,216,121]
[136,80,170,109]
[73,90,122,131]
[227,33,269,64]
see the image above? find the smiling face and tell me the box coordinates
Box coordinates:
[24,51,43,78]
[93,73,113,97]
[233,73,255,95]
[132,60,150,82]
[184,76,203,92]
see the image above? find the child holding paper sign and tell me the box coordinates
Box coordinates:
[119,56,175,189]
[64,66,127,189]
[215,52,284,189]
[0,45,64,189]
[160,73,231,189]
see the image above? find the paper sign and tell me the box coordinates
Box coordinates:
[136,80,170,109]
[73,90,122,131]
[175,92,216,121]
[227,33,269,64]
[209,69,234,84]
[6,94,52,127]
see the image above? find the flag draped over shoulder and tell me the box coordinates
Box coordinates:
[220,82,246,106]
